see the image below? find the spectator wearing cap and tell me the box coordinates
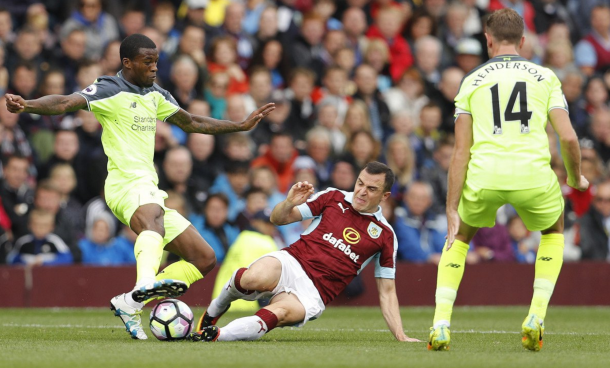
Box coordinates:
[78,211,135,266]
[59,0,119,60]
[454,37,483,74]
[211,207,279,312]
[251,132,299,194]
[190,192,240,263]
[574,5,610,77]
[209,160,250,222]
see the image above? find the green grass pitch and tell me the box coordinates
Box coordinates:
[0,306,608,368]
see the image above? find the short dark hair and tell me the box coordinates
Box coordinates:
[205,192,230,209]
[225,160,250,174]
[363,161,395,192]
[244,187,268,200]
[486,8,524,45]
[119,34,157,61]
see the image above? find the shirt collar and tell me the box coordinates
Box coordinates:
[344,192,384,221]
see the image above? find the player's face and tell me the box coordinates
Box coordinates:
[352,170,390,214]
[131,48,159,87]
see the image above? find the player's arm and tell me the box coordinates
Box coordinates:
[167,103,275,134]
[548,109,589,191]
[446,113,474,246]
[270,181,315,225]
[5,93,87,115]
[376,278,421,342]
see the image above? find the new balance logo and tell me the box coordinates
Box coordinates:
[338,203,349,213]
[130,102,137,108]
[445,263,461,268]
[538,257,553,261]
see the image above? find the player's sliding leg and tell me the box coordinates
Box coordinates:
[429,221,478,351]
[522,213,565,351]
[195,256,282,331]
[190,292,304,342]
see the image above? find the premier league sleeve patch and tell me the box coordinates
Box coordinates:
[82,84,97,95]
[367,222,382,239]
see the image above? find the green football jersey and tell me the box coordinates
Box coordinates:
[75,71,180,189]
[455,55,568,190]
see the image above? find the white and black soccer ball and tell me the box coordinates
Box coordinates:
[149,299,194,341]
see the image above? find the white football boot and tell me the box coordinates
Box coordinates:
[110,294,148,340]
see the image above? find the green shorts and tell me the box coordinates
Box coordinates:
[458,177,564,231]
[105,181,191,246]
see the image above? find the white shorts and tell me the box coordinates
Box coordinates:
[248,250,325,327]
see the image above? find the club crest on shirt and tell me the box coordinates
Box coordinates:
[82,84,97,95]
[367,222,382,239]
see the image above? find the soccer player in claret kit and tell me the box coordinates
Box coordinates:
[188,162,421,343]
[5,34,275,340]
[427,9,588,351]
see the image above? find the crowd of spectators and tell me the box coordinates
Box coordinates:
[1,0,610,268]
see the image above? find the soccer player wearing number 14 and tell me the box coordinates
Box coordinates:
[427,9,589,351]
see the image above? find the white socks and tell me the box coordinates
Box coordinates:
[216,316,270,341]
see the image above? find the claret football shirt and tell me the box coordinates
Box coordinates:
[286,188,398,305]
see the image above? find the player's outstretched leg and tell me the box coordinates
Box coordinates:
[190,309,278,342]
[428,239,470,351]
[523,233,563,351]
[190,291,304,342]
[195,267,256,331]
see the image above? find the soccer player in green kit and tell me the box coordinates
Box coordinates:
[427,9,588,351]
[5,34,275,340]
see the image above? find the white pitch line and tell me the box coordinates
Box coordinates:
[2,323,607,336]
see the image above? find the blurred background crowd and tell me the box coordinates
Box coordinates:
[1,0,610,270]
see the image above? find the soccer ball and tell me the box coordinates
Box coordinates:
[149,299,194,341]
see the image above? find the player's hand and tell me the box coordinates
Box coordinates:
[567,175,589,192]
[286,181,314,206]
[397,334,423,342]
[5,94,26,113]
[445,209,460,250]
[241,103,275,131]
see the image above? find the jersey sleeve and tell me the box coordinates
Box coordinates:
[156,89,181,122]
[454,79,472,117]
[547,74,568,113]
[374,231,397,279]
[75,77,121,115]
[296,188,337,220]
